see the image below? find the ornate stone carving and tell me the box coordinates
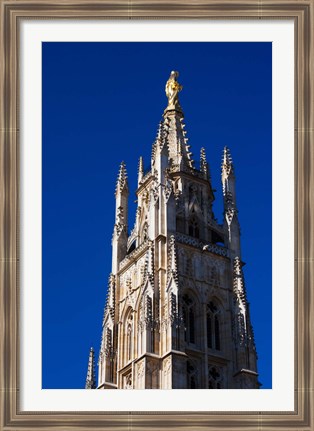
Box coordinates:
[124,372,132,389]
[163,175,173,202]
[163,357,171,376]
[137,360,145,379]
[114,206,126,237]
[176,232,229,257]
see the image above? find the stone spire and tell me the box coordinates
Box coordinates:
[233,257,256,353]
[103,273,115,324]
[221,147,240,255]
[221,146,235,197]
[159,72,195,172]
[233,257,248,333]
[138,156,144,185]
[85,347,96,389]
[115,161,128,195]
[200,147,209,179]
[112,162,129,274]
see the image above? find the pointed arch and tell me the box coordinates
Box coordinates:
[181,290,201,346]
[206,299,223,351]
[136,282,154,355]
[121,307,134,366]
[208,365,224,389]
[187,358,199,389]
[188,215,200,238]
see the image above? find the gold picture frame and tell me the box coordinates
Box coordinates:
[0,1,313,430]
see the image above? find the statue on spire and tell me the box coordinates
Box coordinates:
[165,71,183,113]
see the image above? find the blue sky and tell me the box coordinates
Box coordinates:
[42,42,272,389]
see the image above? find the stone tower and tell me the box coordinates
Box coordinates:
[97,71,259,389]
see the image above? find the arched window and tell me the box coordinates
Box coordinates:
[187,361,198,389]
[176,216,185,233]
[189,308,195,343]
[208,365,223,389]
[125,312,133,363]
[105,328,114,382]
[146,295,153,353]
[188,216,199,238]
[182,294,196,345]
[207,301,221,351]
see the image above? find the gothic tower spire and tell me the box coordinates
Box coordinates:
[232,257,258,387]
[138,156,144,185]
[112,161,129,274]
[85,347,96,389]
[200,147,209,179]
[97,71,259,390]
[162,71,195,172]
[221,146,240,257]
[116,161,128,195]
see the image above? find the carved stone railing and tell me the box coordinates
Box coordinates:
[175,232,229,258]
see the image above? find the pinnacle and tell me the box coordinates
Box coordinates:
[222,146,234,171]
[221,146,235,196]
[138,156,143,174]
[200,147,209,178]
[115,161,128,193]
[85,346,96,389]
[138,156,144,185]
[233,257,247,303]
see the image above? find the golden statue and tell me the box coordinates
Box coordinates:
[165,71,183,112]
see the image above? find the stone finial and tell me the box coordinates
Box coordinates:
[85,347,96,389]
[164,71,183,113]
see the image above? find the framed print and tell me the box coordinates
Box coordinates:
[1,1,313,430]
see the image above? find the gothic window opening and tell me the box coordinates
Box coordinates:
[188,216,199,238]
[207,301,221,351]
[208,366,223,389]
[189,308,195,344]
[125,313,133,364]
[176,216,185,233]
[146,295,154,353]
[214,315,220,350]
[207,315,212,349]
[187,361,197,389]
[105,328,114,382]
[127,239,136,254]
[183,294,197,345]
